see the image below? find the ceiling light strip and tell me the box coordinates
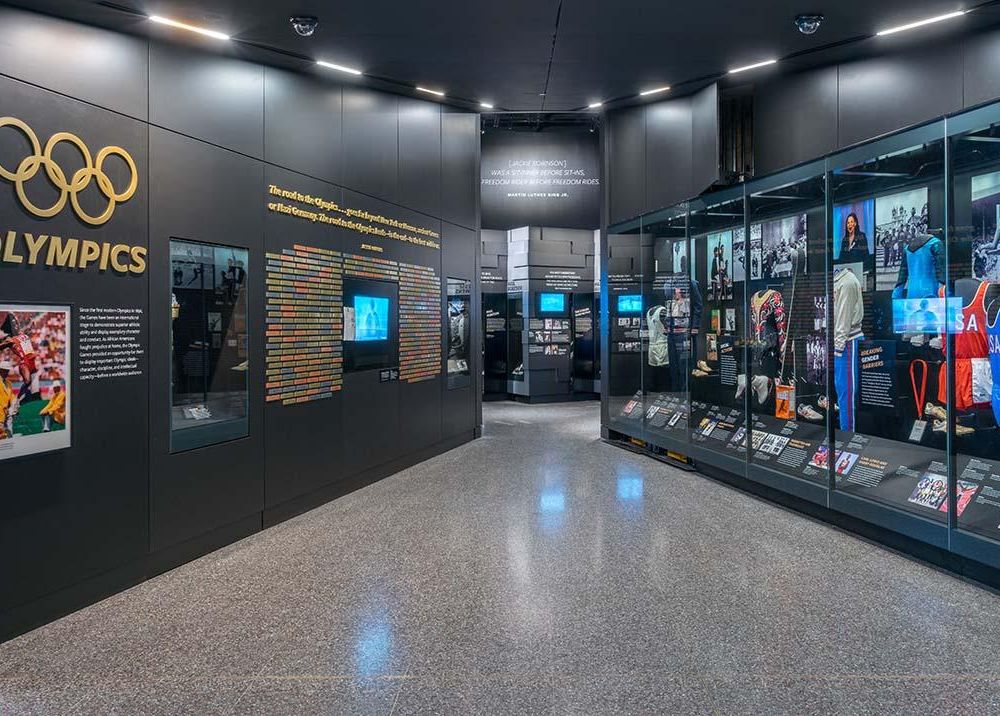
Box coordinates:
[728,58,778,74]
[416,86,445,97]
[876,10,966,36]
[316,60,363,75]
[639,86,670,96]
[148,15,229,40]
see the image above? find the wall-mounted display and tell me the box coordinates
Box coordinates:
[170,240,249,452]
[447,277,471,388]
[0,305,70,461]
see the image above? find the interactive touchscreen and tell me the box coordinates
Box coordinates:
[539,292,566,313]
[354,295,389,341]
[617,294,642,314]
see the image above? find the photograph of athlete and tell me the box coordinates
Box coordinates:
[0,305,71,459]
[0,311,40,409]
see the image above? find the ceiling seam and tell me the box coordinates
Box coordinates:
[540,0,563,111]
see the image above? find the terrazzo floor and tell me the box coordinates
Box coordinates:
[3,401,1000,714]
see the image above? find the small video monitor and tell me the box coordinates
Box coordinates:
[354,295,389,341]
[617,294,642,314]
[538,292,566,314]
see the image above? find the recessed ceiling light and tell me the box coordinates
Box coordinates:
[728,58,778,74]
[416,86,445,97]
[480,101,494,109]
[148,15,230,41]
[639,86,670,96]
[316,60,362,75]
[876,10,966,36]
[588,101,603,109]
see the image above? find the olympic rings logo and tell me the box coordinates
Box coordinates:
[0,116,137,226]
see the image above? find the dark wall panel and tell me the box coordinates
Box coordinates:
[837,45,964,148]
[0,75,149,612]
[149,43,264,158]
[608,106,646,224]
[963,31,1000,109]
[398,97,442,218]
[148,128,265,551]
[442,110,479,230]
[645,98,693,213]
[0,6,148,119]
[690,83,720,194]
[343,87,399,203]
[264,67,343,185]
[754,66,839,175]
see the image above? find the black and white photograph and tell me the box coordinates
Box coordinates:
[753,214,808,279]
[874,187,929,292]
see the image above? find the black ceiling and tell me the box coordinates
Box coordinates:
[7,0,1000,111]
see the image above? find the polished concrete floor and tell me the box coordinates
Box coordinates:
[3,401,1000,714]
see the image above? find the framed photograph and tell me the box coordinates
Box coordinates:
[0,304,71,461]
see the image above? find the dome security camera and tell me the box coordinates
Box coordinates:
[794,14,825,35]
[290,16,319,37]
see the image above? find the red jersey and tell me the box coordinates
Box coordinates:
[940,280,990,410]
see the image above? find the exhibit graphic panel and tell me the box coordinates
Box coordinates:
[265,244,343,405]
[0,305,71,461]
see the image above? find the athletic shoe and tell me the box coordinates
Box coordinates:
[932,419,973,436]
[697,360,713,373]
[692,369,709,378]
[797,404,823,422]
[925,403,947,421]
[817,395,829,410]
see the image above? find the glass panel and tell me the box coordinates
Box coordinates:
[507,281,524,382]
[686,194,745,456]
[747,167,829,483]
[482,291,507,394]
[607,222,645,431]
[571,292,597,384]
[446,277,472,389]
[828,129,948,518]
[170,239,249,452]
[949,109,1000,541]
[638,206,689,443]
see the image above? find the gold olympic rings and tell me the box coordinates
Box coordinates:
[0,116,137,226]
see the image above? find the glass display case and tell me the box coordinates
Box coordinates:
[606,219,645,433]
[745,162,829,502]
[826,123,948,542]
[637,205,689,446]
[948,103,1000,558]
[686,190,745,465]
[170,239,249,452]
[446,277,472,389]
[604,97,1000,572]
